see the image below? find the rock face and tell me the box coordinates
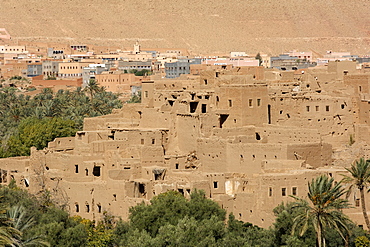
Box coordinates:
[1,0,369,54]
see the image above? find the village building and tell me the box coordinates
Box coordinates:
[2,59,370,230]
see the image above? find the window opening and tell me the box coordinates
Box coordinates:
[219,114,229,128]
[75,165,79,173]
[255,132,261,140]
[292,187,297,196]
[213,181,218,188]
[190,102,198,113]
[282,188,286,196]
[202,104,207,113]
[93,166,101,177]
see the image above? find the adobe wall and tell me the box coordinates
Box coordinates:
[3,61,370,229]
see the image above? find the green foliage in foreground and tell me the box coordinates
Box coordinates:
[0,87,122,158]
[0,178,369,246]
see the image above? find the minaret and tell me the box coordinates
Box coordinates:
[134,40,140,54]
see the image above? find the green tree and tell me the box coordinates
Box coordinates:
[291,175,352,247]
[84,79,101,100]
[255,52,262,66]
[6,117,77,157]
[0,201,19,246]
[342,158,370,230]
[7,205,50,246]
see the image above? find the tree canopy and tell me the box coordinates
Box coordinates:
[0,87,122,158]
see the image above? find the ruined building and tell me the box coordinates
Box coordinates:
[2,60,370,228]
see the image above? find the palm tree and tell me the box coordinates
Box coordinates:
[0,202,19,246]
[291,175,352,247]
[7,205,50,247]
[341,157,370,230]
[84,79,101,100]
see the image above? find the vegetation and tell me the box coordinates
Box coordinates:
[0,86,122,158]
[128,69,152,76]
[0,176,369,246]
[255,52,262,66]
[126,91,141,103]
[291,175,352,247]
[342,158,370,230]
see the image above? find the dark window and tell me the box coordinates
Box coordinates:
[93,166,101,177]
[175,163,179,169]
[190,102,198,113]
[75,165,79,173]
[219,114,229,128]
[202,104,207,113]
[269,187,272,197]
[282,188,286,196]
[292,187,297,196]
[75,204,79,212]
[213,181,218,188]
[256,133,261,140]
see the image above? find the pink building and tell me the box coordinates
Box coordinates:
[202,58,259,67]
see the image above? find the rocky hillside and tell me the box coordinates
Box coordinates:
[1,0,369,54]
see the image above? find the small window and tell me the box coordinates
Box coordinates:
[152,139,155,144]
[141,139,144,145]
[257,99,261,107]
[75,204,79,212]
[175,163,179,169]
[144,91,148,97]
[213,181,218,189]
[255,132,261,140]
[75,165,79,173]
[356,199,360,207]
[229,100,232,107]
[202,104,207,113]
[97,204,102,213]
[85,168,88,176]
[292,187,297,196]
[316,106,319,111]
[93,166,101,177]
[282,188,286,196]
[113,194,117,201]
[86,204,90,213]
[326,105,330,112]
[306,106,310,112]
[249,99,253,107]
[269,187,272,197]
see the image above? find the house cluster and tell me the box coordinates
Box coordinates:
[1,28,369,100]
[2,30,370,228]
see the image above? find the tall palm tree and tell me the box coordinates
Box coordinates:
[7,205,50,247]
[84,79,101,101]
[0,202,19,246]
[291,175,352,247]
[341,157,370,230]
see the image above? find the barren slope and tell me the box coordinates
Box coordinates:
[1,0,369,54]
